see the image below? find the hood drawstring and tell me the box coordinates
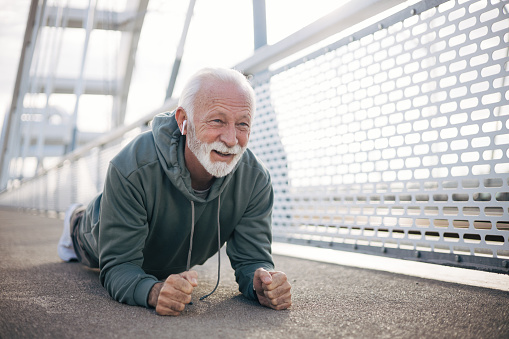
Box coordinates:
[199,195,221,301]
[186,201,195,272]
[186,195,221,301]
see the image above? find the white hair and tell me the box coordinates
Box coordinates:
[177,67,256,122]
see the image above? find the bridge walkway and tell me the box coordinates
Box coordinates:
[1,207,508,338]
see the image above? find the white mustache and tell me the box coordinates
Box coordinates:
[209,141,243,155]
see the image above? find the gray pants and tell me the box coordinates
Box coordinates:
[71,206,99,268]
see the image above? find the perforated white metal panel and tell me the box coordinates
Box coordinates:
[249,0,509,270]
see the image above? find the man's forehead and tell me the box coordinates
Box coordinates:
[201,80,249,98]
[195,81,252,115]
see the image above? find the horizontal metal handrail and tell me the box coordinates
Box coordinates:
[235,0,445,75]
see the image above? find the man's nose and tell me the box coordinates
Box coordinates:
[220,124,238,147]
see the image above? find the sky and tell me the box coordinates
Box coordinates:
[0,0,346,134]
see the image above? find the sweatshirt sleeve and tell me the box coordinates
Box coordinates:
[226,169,275,301]
[97,163,158,308]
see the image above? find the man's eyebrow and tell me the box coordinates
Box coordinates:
[204,111,226,119]
[238,113,252,120]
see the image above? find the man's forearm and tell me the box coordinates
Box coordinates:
[148,282,163,308]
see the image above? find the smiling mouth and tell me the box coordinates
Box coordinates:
[213,150,234,157]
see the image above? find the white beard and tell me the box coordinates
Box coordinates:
[187,124,246,178]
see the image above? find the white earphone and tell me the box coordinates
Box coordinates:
[182,120,187,134]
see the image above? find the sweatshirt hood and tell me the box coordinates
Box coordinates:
[151,110,240,203]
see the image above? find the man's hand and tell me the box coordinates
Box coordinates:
[253,268,292,310]
[148,270,198,316]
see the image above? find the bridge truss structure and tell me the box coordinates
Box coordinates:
[0,0,149,187]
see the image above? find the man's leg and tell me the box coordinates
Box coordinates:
[57,203,83,261]
[70,206,99,268]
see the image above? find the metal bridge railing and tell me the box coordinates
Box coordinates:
[247,0,509,273]
[1,0,508,273]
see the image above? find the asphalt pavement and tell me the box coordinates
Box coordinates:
[1,207,508,338]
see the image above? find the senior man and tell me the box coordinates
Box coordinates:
[57,67,292,315]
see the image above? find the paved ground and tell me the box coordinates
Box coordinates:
[1,207,508,339]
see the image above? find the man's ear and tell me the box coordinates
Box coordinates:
[175,107,187,135]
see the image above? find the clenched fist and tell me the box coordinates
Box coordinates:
[148,270,198,316]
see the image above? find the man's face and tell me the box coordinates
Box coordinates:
[186,82,253,178]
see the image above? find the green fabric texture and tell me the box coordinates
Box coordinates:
[77,111,275,307]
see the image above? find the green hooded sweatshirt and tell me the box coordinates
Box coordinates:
[77,111,275,308]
